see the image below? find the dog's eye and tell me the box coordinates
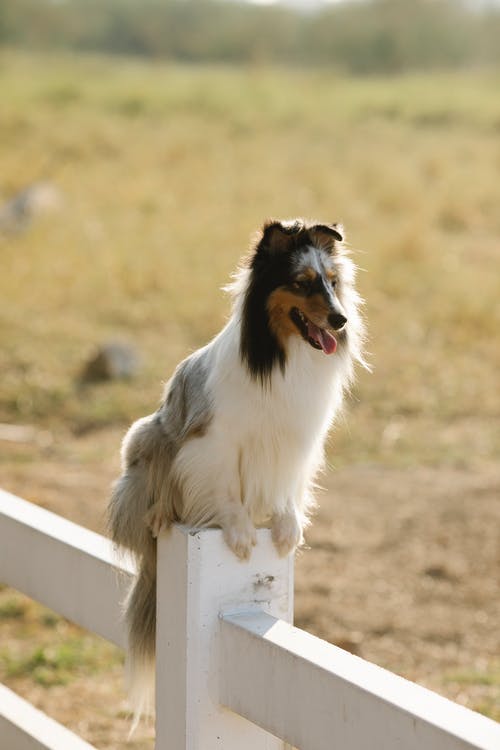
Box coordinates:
[292,279,309,291]
[330,278,337,289]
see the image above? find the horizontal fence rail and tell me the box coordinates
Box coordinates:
[1,489,499,750]
[0,489,133,648]
[0,684,97,750]
[220,611,500,750]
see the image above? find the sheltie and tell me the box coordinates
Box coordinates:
[108,218,366,715]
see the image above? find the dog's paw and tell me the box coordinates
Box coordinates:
[223,517,257,561]
[271,513,303,557]
[144,503,166,538]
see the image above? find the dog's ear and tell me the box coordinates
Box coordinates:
[308,223,344,253]
[258,219,304,255]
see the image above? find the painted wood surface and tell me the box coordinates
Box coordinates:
[2,491,499,750]
[0,489,133,648]
[0,684,97,750]
[220,611,500,750]
[155,525,294,750]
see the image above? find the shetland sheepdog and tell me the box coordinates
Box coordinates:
[108,218,365,714]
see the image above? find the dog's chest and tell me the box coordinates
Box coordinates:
[173,331,348,521]
[217,339,342,451]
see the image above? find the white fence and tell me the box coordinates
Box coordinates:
[0,487,499,750]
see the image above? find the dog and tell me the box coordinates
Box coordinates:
[108,218,365,716]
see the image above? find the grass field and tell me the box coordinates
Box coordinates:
[1,51,499,746]
[1,52,500,465]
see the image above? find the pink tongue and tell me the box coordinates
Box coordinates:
[307,322,337,354]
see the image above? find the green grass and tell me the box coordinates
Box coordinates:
[0,591,123,689]
[1,50,499,469]
[446,668,500,688]
[445,666,500,722]
[2,638,119,686]
[0,598,27,620]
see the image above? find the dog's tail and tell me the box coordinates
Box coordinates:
[124,542,156,726]
[108,414,171,724]
[108,471,156,725]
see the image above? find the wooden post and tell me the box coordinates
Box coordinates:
[155,525,293,750]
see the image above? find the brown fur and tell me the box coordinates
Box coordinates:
[267,288,303,344]
[324,268,337,282]
[301,292,333,325]
[267,287,335,350]
[296,267,318,283]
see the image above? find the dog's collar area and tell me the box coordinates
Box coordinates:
[289,307,338,354]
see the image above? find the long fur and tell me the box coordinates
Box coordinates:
[108,218,366,719]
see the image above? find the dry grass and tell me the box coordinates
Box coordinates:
[1,51,499,746]
[1,51,500,464]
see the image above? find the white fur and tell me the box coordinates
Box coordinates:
[108,224,365,724]
[170,309,353,559]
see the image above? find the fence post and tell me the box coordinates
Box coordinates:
[155,524,293,750]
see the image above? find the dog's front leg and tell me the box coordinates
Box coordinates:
[220,502,257,561]
[271,507,303,557]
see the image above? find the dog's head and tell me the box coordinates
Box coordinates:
[250,219,348,355]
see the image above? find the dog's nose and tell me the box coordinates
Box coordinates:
[328,312,347,330]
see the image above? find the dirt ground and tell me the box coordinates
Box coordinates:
[1,428,499,748]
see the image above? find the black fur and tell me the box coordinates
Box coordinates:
[240,220,342,381]
[240,252,290,381]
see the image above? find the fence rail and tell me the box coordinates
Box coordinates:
[220,611,498,750]
[1,488,499,750]
[0,489,133,648]
[0,684,96,750]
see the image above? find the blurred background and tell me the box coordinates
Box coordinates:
[1,0,499,746]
